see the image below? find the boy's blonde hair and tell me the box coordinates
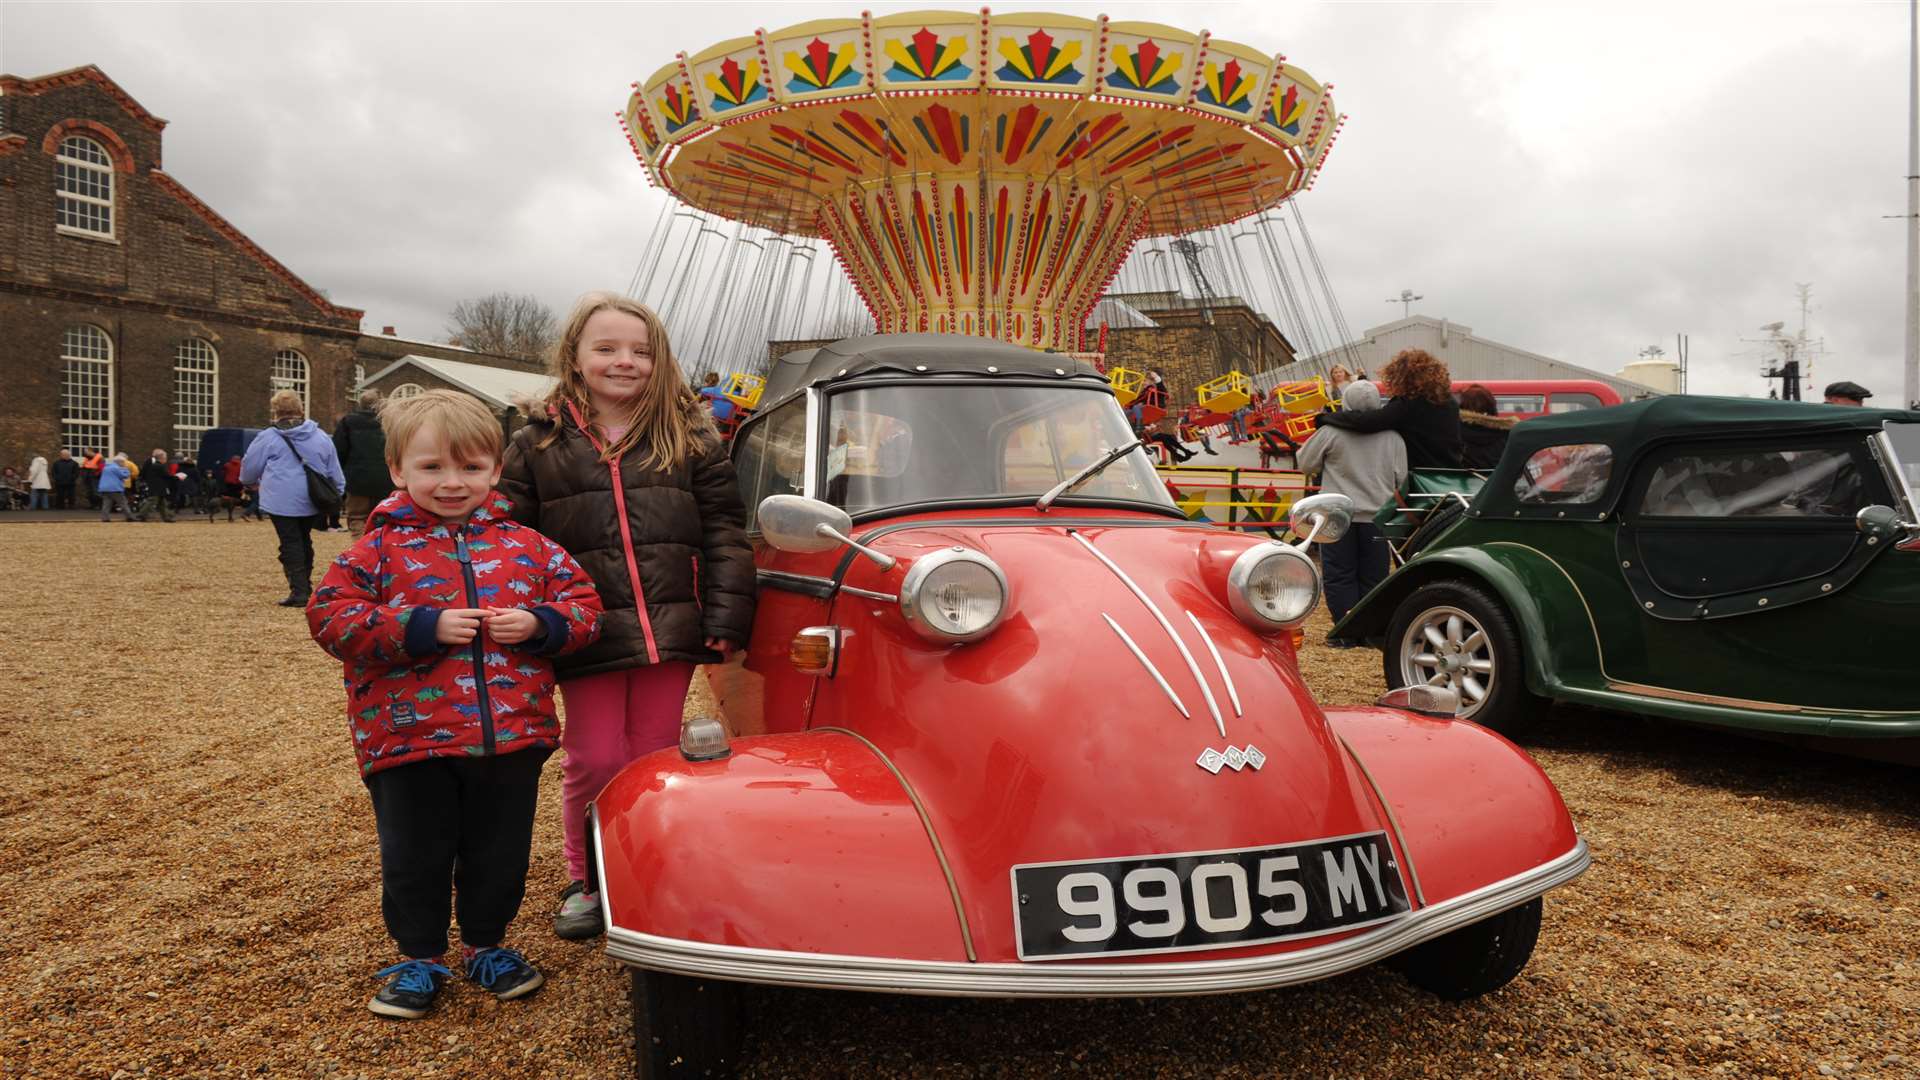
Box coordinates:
[538,291,713,471]
[381,390,504,469]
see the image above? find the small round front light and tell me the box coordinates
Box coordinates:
[1227,542,1322,630]
[899,547,1010,643]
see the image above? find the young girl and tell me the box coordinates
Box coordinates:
[500,292,756,939]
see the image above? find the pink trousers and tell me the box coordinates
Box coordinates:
[558,662,695,884]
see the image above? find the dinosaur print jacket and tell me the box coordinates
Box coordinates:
[308,490,603,777]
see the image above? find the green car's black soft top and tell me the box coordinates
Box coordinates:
[761,334,1109,413]
[1473,395,1920,520]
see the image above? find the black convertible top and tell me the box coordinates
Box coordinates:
[1475,395,1920,519]
[761,334,1107,408]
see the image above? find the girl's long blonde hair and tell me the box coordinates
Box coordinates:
[538,292,713,470]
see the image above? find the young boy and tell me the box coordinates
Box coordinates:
[307,390,602,1019]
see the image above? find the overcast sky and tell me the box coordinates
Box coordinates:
[4,1,1914,399]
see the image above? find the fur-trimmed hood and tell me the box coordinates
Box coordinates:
[1461,410,1520,430]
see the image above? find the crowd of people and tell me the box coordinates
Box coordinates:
[0,444,295,523]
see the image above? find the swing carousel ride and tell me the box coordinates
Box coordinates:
[618,9,1346,360]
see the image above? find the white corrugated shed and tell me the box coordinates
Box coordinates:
[1255,315,1664,400]
[362,355,555,410]
[1083,296,1159,329]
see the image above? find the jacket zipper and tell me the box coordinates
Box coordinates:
[456,531,497,754]
[564,401,661,664]
[691,555,703,612]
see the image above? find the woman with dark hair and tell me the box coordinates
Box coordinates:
[1456,384,1516,469]
[1315,348,1463,468]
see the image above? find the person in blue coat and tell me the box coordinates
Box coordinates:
[242,389,347,606]
[97,454,133,521]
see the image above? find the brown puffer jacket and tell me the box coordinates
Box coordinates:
[500,404,755,678]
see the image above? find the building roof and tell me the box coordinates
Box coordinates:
[0,65,168,132]
[1265,315,1666,400]
[364,355,555,411]
[1083,297,1159,330]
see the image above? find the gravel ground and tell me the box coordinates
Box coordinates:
[2,521,1914,1079]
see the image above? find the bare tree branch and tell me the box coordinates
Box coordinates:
[446,293,559,362]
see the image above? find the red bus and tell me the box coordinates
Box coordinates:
[1451,379,1624,420]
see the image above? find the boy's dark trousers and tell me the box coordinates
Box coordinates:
[363,747,552,959]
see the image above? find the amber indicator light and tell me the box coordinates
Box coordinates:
[790,628,837,675]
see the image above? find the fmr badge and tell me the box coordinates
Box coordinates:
[1197,745,1265,774]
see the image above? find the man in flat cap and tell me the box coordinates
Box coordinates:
[1823,381,1872,406]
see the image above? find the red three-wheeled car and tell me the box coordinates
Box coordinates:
[588,336,1589,1076]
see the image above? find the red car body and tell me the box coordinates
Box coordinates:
[592,336,1587,1021]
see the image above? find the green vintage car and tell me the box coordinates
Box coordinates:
[1334,396,1920,753]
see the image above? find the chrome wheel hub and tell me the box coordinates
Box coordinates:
[1398,605,1495,718]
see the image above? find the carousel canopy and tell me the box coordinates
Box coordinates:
[620,11,1342,352]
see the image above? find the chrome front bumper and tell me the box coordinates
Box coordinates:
[600,840,1590,998]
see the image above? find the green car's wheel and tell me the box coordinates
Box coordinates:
[1384,579,1529,733]
[629,968,742,1078]
[1389,897,1543,1000]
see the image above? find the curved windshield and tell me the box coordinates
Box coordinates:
[821,384,1174,514]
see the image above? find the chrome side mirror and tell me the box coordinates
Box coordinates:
[1376,685,1462,718]
[1856,504,1916,544]
[757,494,896,570]
[1288,493,1354,545]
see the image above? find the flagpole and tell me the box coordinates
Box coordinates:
[1907,0,1919,408]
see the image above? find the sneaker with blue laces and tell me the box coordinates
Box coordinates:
[465,945,544,1001]
[369,958,451,1020]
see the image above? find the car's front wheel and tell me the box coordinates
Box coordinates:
[1389,897,1543,1000]
[1384,579,1530,734]
[630,968,742,1078]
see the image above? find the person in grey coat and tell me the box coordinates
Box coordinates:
[241,389,346,606]
[1296,380,1408,638]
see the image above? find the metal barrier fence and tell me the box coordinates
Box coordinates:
[1155,463,1315,532]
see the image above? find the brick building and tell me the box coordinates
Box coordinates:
[0,65,365,467]
[1096,291,1298,404]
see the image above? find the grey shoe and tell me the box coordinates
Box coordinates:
[553,880,603,940]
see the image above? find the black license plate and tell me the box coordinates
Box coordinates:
[1012,831,1412,960]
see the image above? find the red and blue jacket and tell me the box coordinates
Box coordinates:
[308,490,603,777]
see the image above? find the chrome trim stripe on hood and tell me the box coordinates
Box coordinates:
[1186,610,1243,718]
[602,840,1590,998]
[1102,613,1190,718]
[1070,531,1226,737]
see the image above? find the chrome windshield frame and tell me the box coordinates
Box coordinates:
[816,380,1176,518]
[1874,424,1920,527]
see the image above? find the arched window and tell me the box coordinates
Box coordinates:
[61,325,115,454]
[56,136,114,238]
[174,339,219,459]
[388,383,426,400]
[271,349,310,417]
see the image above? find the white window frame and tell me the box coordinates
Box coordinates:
[60,325,115,454]
[345,363,366,407]
[174,339,219,459]
[271,349,310,417]
[388,382,426,401]
[55,135,115,240]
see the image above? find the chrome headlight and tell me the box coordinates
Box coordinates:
[898,546,1009,643]
[1227,542,1321,630]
